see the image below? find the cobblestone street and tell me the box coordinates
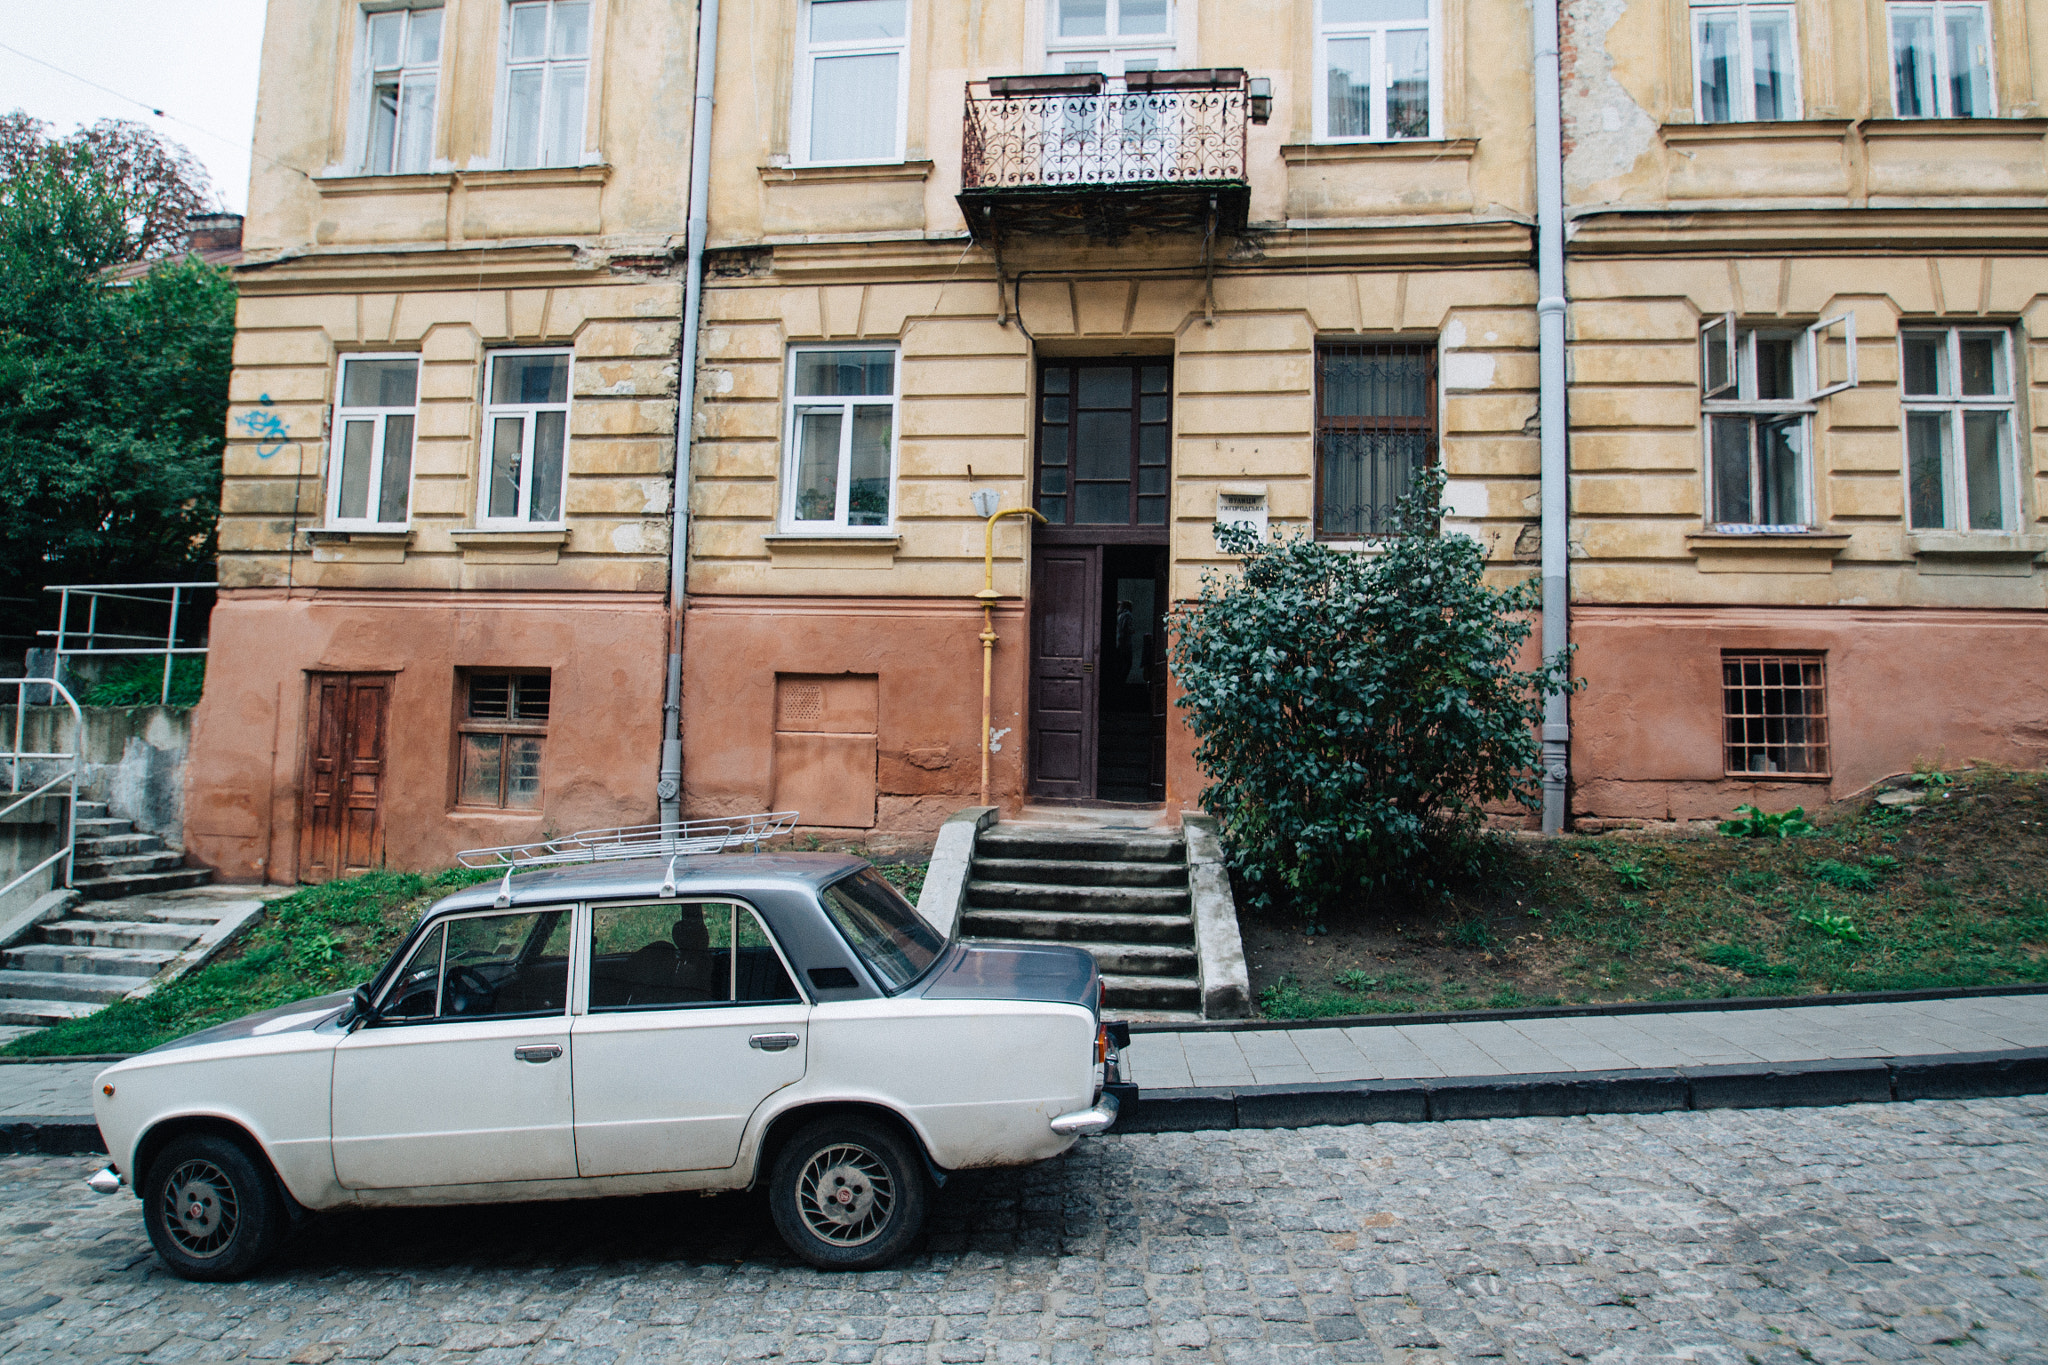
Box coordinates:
[0,1098,2043,1365]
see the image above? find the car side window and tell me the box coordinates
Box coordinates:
[374,909,570,1023]
[588,902,801,1011]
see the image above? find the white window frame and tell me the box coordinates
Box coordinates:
[496,0,593,169]
[1689,1,1803,124]
[1900,327,2020,533]
[1313,0,1442,142]
[793,0,911,166]
[478,349,574,528]
[1700,325,1821,531]
[780,345,901,534]
[326,354,422,531]
[1887,0,1997,118]
[355,5,445,176]
[1044,0,1180,74]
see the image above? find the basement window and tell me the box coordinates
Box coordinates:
[1722,652,1829,778]
[457,672,550,809]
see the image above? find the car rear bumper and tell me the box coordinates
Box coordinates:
[1050,1090,1121,1136]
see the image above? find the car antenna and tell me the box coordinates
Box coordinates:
[494,865,515,909]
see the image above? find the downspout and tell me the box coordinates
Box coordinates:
[1534,0,1570,833]
[659,0,722,831]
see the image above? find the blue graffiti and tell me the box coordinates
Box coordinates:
[237,394,290,458]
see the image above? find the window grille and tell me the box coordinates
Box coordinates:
[459,672,550,809]
[1315,339,1436,537]
[1722,653,1829,778]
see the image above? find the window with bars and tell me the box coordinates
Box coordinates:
[457,672,550,809]
[1315,339,1436,538]
[1722,653,1829,778]
[1034,361,1171,528]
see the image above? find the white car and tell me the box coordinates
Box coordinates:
[88,852,1130,1279]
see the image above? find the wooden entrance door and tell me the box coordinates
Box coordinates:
[301,673,392,882]
[1027,545,1100,799]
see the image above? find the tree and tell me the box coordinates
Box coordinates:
[1,113,216,260]
[1168,469,1577,919]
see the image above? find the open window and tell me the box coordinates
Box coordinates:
[1701,312,1737,398]
[1806,314,1858,398]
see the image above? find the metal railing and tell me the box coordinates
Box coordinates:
[41,582,215,706]
[962,71,1249,193]
[457,811,801,871]
[0,678,82,904]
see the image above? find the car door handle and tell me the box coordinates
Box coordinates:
[514,1045,563,1064]
[749,1033,800,1053]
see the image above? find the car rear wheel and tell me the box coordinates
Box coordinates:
[768,1117,929,1270]
[141,1133,290,1281]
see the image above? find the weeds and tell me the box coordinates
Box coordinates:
[1795,908,1864,943]
[1719,804,1817,840]
[1809,859,1878,892]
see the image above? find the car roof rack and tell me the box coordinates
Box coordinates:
[458,812,802,906]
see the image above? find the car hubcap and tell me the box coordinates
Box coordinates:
[795,1143,894,1247]
[160,1159,238,1259]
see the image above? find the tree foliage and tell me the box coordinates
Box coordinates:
[1168,469,1577,918]
[1,113,216,260]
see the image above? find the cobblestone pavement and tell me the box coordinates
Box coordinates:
[0,1097,2043,1365]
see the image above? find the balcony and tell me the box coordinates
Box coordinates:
[959,70,1261,242]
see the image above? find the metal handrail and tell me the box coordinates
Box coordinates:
[41,581,216,706]
[0,678,83,904]
[456,811,801,871]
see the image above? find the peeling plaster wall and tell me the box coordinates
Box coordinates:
[1559,0,1662,203]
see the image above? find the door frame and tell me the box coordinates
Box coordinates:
[299,671,393,884]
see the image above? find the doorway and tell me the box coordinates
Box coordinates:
[300,672,391,882]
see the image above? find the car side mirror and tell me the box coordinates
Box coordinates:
[346,985,378,1030]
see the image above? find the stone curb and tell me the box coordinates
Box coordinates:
[1116,1047,2048,1133]
[0,1118,102,1156]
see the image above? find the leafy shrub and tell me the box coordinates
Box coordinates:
[82,656,204,707]
[1718,804,1816,840]
[1809,858,1878,892]
[1168,468,1575,918]
[1796,908,1864,943]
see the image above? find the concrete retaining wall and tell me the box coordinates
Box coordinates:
[9,706,192,844]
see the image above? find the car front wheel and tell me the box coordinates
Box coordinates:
[768,1117,929,1270]
[140,1133,291,1281]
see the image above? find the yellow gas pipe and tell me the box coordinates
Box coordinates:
[978,506,1047,808]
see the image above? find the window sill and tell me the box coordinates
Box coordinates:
[1721,771,1832,783]
[452,528,570,565]
[1686,530,1851,574]
[306,528,413,565]
[312,165,612,196]
[1663,120,1854,145]
[1910,531,2048,577]
[761,161,933,185]
[1280,139,1477,164]
[1861,117,2048,140]
[764,533,901,570]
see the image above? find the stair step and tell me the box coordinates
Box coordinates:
[0,969,152,1003]
[71,850,184,879]
[73,869,214,901]
[976,830,1184,864]
[72,816,137,837]
[71,832,160,857]
[965,881,1189,915]
[969,857,1187,889]
[71,801,110,819]
[1101,973,1201,1012]
[37,918,206,952]
[0,998,103,1027]
[961,908,1193,945]
[1060,940,1198,978]
[2,943,179,978]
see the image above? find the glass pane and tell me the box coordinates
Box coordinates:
[848,408,892,525]
[1042,396,1070,422]
[396,75,438,174]
[406,8,443,64]
[338,419,375,520]
[530,410,566,521]
[1702,316,1732,394]
[1696,13,1738,123]
[552,0,592,57]
[1138,467,1167,495]
[504,66,545,167]
[1386,29,1429,137]
[380,924,444,1019]
[1892,9,1935,117]
[1037,495,1066,522]
[811,53,900,159]
[442,911,567,1018]
[736,910,800,1003]
[1039,424,1068,464]
[795,350,894,396]
[543,66,586,165]
[1322,348,1428,415]
[1962,410,2009,530]
[1753,335,1797,401]
[1076,483,1130,523]
[589,903,730,1010]
[1075,411,1129,479]
[1326,37,1372,138]
[818,868,942,993]
[1077,368,1130,407]
[376,414,414,523]
[1119,0,1170,35]
[506,735,544,809]
[1058,0,1108,37]
[1959,332,2006,395]
[369,80,400,174]
[793,409,844,521]
[1141,365,1168,393]
[509,2,550,61]
[368,10,405,69]
[1758,416,1805,525]
[1316,429,1421,536]
[1749,10,1793,121]
[1139,425,1168,465]
[1042,368,1069,394]
[1140,395,1169,423]
[1325,0,1427,20]
[812,0,907,41]
[459,733,506,806]
[1945,6,1991,117]
[1901,332,1947,395]
[1906,410,1951,529]
[489,416,525,518]
[1039,468,1068,494]
[1710,414,1754,524]
[342,357,418,408]
[1138,496,1166,525]
[493,353,571,404]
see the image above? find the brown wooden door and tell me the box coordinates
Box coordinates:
[1028,545,1100,799]
[301,673,391,883]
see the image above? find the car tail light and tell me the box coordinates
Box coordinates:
[1095,1023,1109,1065]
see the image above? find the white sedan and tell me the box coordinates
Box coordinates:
[89,853,1129,1279]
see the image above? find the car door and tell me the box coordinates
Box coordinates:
[571,900,809,1177]
[331,906,578,1189]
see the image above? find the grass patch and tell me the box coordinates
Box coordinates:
[81,657,205,708]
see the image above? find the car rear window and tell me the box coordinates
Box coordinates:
[818,868,943,993]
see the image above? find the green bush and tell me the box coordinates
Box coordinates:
[81,656,204,707]
[1168,468,1575,918]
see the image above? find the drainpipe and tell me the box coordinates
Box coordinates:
[658,0,722,832]
[976,507,1046,808]
[1534,0,1570,834]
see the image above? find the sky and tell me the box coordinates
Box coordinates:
[1,0,269,213]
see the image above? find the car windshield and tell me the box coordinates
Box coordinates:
[818,868,943,993]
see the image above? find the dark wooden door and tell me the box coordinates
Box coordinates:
[1028,545,1100,799]
[301,673,391,883]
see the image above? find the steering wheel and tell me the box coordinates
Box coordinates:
[442,965,497,1016]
